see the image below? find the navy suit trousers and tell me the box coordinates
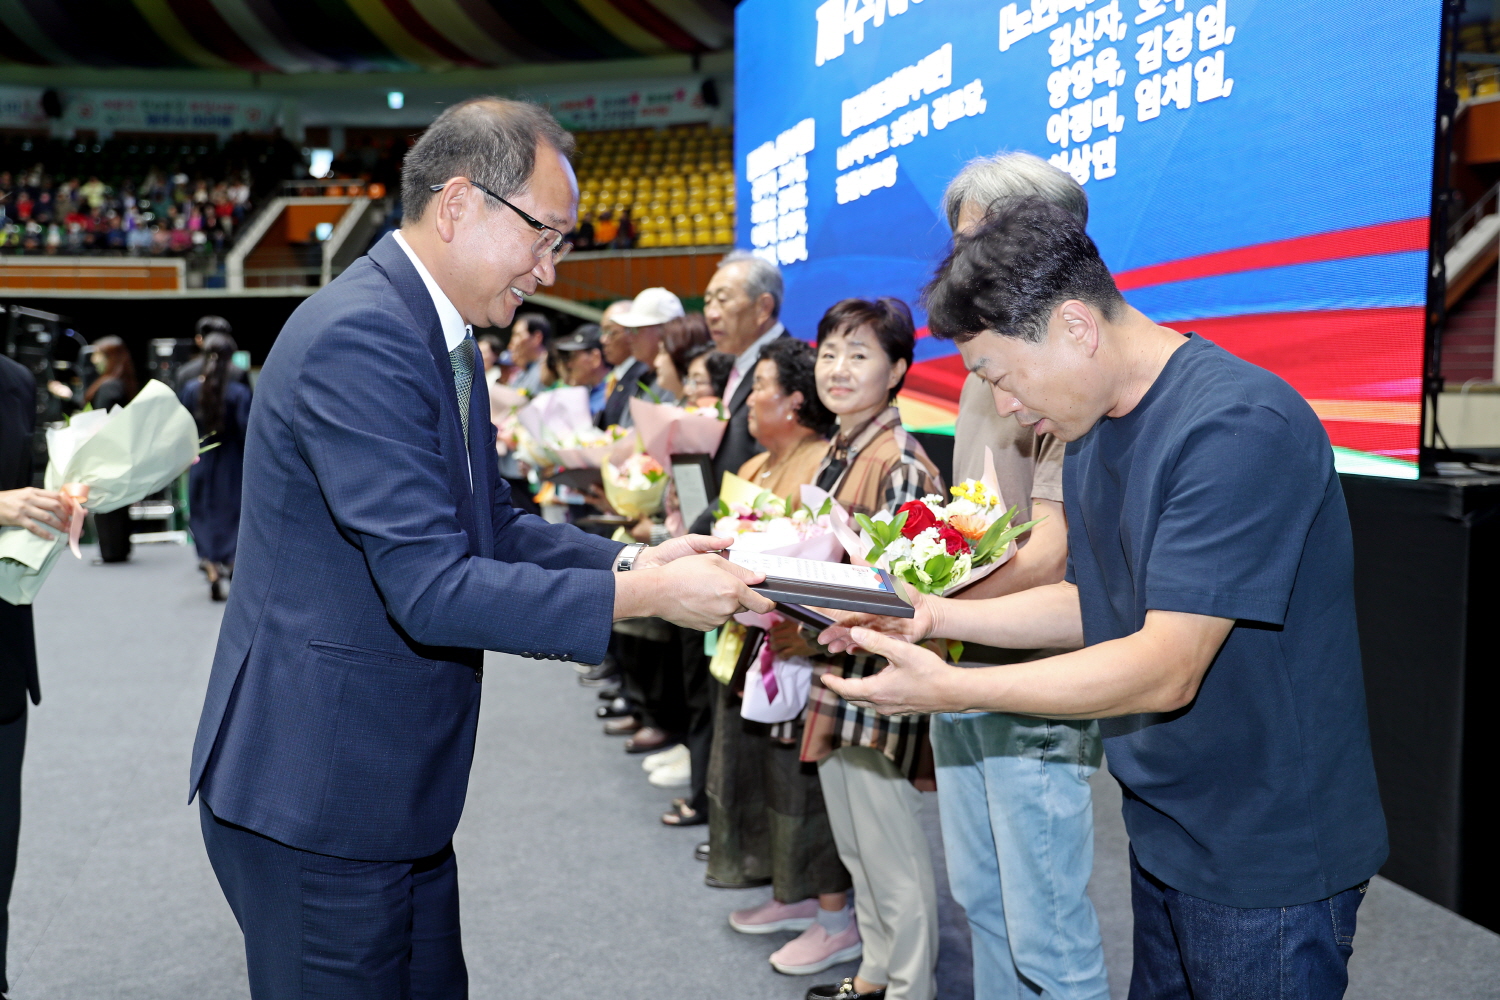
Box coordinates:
[201,801,467,999]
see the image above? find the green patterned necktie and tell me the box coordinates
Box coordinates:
[449,337,474,441]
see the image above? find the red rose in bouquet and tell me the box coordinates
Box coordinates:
[898,499,938,539]
[937,523,971,555]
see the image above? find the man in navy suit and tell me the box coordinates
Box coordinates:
[191,98,772,999]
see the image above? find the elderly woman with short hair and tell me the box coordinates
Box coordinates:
[797,297,945,1000]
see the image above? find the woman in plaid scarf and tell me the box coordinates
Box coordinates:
[792,298,945,1000]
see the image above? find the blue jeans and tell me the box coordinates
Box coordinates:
[1129,847,1367,1000]
[932,712,1107,1000]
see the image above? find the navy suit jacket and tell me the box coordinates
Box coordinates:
[190,234,623,860]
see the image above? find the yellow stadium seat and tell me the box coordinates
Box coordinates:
[711,210,728,226]
[713,228,733,244]
[693,229,714,245]
[674,230,694,246]
[637,232,659,248]
[704,197,723,213]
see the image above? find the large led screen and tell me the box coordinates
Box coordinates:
[735,0,1440,476]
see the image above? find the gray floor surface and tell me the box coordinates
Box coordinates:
[6,541,1499,998]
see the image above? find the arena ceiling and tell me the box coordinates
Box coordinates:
[0,0,734,71]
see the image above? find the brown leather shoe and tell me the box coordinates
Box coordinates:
[603,715,642,736]
[624,726,676,754]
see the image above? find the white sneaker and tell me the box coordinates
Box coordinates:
[648,757,692,788]
[642,743,689,773]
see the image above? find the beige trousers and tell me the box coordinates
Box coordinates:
[818,746,939,1000]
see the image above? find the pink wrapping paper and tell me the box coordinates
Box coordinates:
[555,436,637,470]
[630,398,727,467]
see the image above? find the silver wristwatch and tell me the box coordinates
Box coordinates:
[614,542,647,572]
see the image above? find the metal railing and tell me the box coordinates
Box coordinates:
[1447,178,1500,250]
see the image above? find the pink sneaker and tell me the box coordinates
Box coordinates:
[729,897,820,935]
[769,918,863,975]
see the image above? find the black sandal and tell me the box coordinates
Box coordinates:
[660,801,706,827]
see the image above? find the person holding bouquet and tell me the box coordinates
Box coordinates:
[179,332,252,602]
[651,313,712,402]
[0,352,67,1000]
[797,298,945,1000]
[703,340,854,954]
[820,201,1387,1000]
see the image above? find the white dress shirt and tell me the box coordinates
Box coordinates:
[394,230,471,353]
[394,230,473,485]
[722,322,786,403]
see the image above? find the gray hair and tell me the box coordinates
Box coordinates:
[941,151,1087,232]
[716,249,784,318]
[401,97,576,222]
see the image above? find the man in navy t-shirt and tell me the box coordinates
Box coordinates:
[820,198,1387,999]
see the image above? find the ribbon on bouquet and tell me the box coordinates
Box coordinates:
[758,633,779,703]
[61,483,90,559]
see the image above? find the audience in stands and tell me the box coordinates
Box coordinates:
[0,132,313,257]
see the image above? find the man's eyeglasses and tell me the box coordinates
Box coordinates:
[431,180,573,263]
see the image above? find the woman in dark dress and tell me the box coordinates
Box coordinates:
[83,336,138,563]
[178,333,252,601]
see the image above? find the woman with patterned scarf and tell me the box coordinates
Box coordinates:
[786,298,945,1000]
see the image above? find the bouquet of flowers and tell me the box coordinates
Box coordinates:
[710,475,844,563]
[702,476,845,723]
[630,397,728,468]
[517,387,635,470]
[822,449,1042,597]
[552,423,634,470]
[601,452,668,518]
[1,379,198,605]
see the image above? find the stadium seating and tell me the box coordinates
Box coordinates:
[572,125,737,249]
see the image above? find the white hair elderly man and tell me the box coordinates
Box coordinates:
[929,152,1110,1000]
[697,250,792,519]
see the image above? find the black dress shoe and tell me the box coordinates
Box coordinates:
[806,979,886,999]
[694,841,709,862]
[578,659,619,686]
[625,726,676,754]
[704,873,772,889]
[603,715,642,736]
[596,697,632,719]
[596,684,622,701]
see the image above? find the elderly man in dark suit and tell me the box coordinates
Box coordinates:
[190,97,771,999]
[688,251,792,534]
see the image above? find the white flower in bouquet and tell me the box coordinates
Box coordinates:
[607,452,667,492]
[601,452,667,518]
[856,479,1039,595]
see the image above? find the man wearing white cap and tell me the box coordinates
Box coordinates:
[611,286,686,426]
